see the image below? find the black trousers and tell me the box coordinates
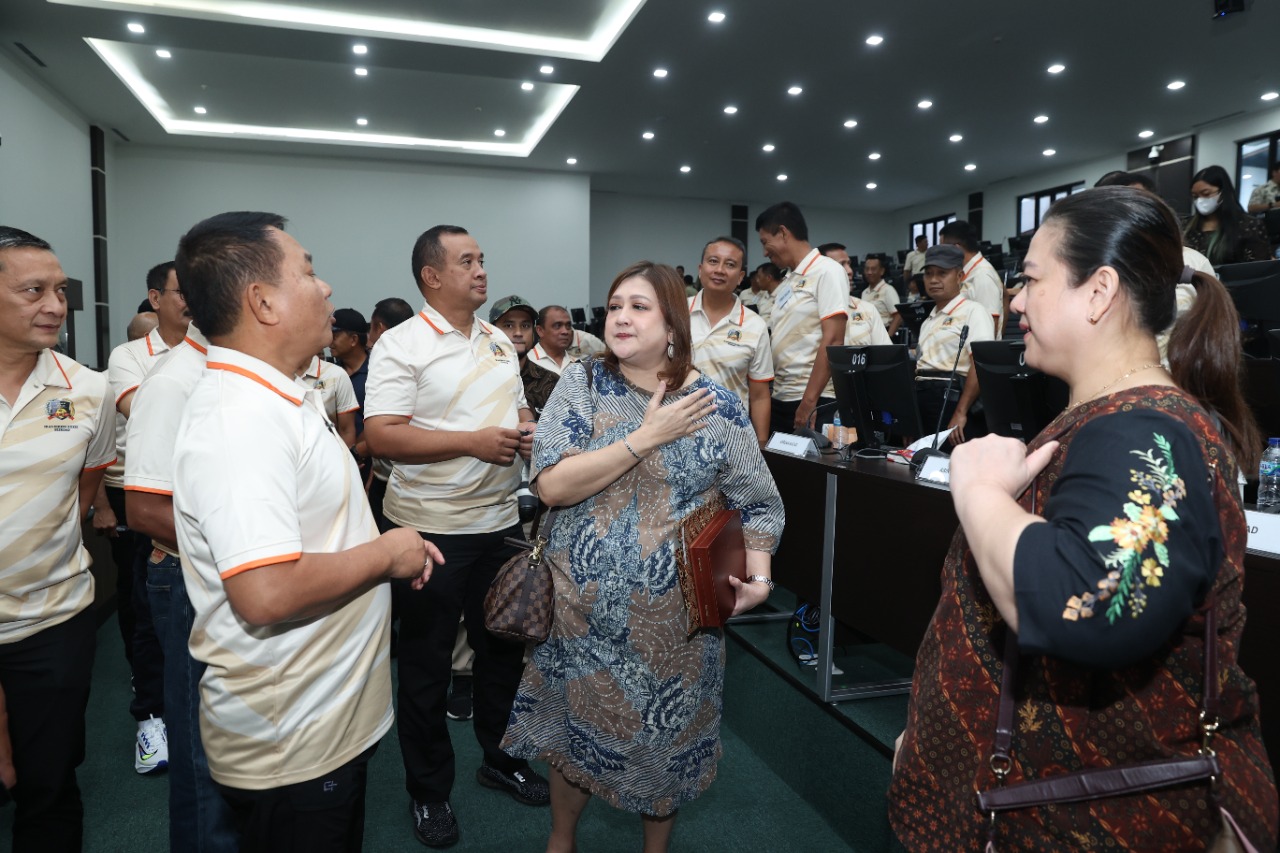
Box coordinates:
[770,396,837,436]
[106,485,164,720]
[915,378,986,441]
[216,744,376,853]
[0,607,96,853]
[395,525,527,803]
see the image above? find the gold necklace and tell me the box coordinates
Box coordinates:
[1070,362,1163,409]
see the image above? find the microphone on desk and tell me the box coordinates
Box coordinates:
[912,324,969,471]
[795,400,842,451]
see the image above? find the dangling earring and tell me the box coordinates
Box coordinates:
[667,341,674,359]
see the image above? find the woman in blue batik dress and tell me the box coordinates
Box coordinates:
[502,261,785,853]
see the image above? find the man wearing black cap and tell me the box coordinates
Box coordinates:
[915,244,994,443]
[490,295,558,416]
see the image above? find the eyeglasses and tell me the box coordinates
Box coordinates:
[163,288,186,300]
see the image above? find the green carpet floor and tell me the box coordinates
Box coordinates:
[0,606,909,852]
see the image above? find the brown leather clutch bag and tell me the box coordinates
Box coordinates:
[676,495,746,636]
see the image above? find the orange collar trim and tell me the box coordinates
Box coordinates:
[207,361,304,406]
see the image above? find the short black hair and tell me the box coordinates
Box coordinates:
[701,236,746,264]
[1094,170,1157,193]
[537,304,569,327]
[146,260,176,293]
[410,225,469,288]
[754,262,783,282]
[136,297,153,314]
[175,211,287,339]
[0,226,53,270]
[915,234,928,245]
[371,296,414,330]
[938,220,980,253]
[817,242,847,256]
[754,202,809,241]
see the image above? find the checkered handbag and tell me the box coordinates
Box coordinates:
[484,507,560,644]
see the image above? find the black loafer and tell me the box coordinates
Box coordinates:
[410,800,459,848]
[476,764,550,806]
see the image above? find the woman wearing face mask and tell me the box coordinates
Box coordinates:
[1183,165,1271,266]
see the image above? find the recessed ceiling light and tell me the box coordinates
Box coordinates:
[193,106,206,114]
[964,163,977,171]
[723,105,738,114]
[356,117,368,126]
[1243,174,1254,180]
[918,100,933,109]
[521,81,534,91]
[679,165,691,173]
[354,67,368,76]
[566,157,577,165]
[843,119,858,129]
[868,152,881,160]
[127,22,145,33]
[1043,148,1056,156]
[787,86,803,96]
[1138,129,1155,139]
[866,182,877,190]
[865,35,884,46]
[494,129,506,137]
[653,68,668,78]
[1167,80,1185,90]
[642,131,655,140]
[708,11,726,23]
[776,174,788,182]
[352,44,367,55]
[1033,114,1049,124]
[155,49,171,59]
[949,133,963,142]
[540,65,554,74]
[1262,91,1279,101]
[1047,63,1066,74]
[762,143,775,152]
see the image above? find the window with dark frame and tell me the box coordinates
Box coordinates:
[908,213,957,249]
[1238,132,1279,209]
[1017,182,1086,234]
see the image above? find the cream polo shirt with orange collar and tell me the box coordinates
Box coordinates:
[959,253,1005,334]
[527,329,606,376]
[688,292,774,410]
[0,349,115,643]
[916,294,995,377]
[123,326,210,557]
[364,301,527,535]
[861,280,902,327]
[769,248,849,401]
[105,327,174,489]
[296,355,359,425]
[845,296,894,347]
[172,345,391,791]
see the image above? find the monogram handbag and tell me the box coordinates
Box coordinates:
[484,506,560,644]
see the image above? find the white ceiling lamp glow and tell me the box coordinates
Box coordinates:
[1262,91,1279,101]
[917,99,932,109]
[707,11,725,23]
[723,105,738,114]
[193,105,207,114]
[868,152,881,160]
[354,67,368,76]
[356,117,368,126]
[1047,63,1066,74]
[1167,80,1186,90]
[493,128,506,137]
[787,86,803,96]
[566,157,577,165]
[1138,129,1155,139]
[1043,148,1056,156]
[762,143,775,152]
[865,35,884,46]
[679,165,691,173]
[866,182,877,189]
[964,163,977,171]
[155,48,171,58]
[653,67,668,78]
[776,174,788,181]
[843,119,858,129]
[642,131,655,140]
[949,133,963,142]
[1033,114,1049,124]
[352,43,367,55]
[127,22,145,33]
[521,81,534,91]
[540,65,554,74]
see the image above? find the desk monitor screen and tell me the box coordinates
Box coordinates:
[894,301,931,338]
[971,340,1069,442]
[570,307,587,325]
[1221,260,1280,357]
[1008,233,1033,255]
[827,344,924,449]
[592,305,606,319]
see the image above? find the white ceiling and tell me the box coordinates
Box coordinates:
[3,0,1278,211]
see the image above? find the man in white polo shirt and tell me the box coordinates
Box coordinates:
[171,211,438,852]
[364,224,547,848]
[689,236,773,443]
[0,226,115,853]
[528,305,605,375]
[296,352,359,447]
[939,220,1005,336]
[756,201,848,434]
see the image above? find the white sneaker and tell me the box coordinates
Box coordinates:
[135,715,168,774]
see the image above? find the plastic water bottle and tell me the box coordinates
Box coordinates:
[831,413,845,450]
[1258,438,1280,511]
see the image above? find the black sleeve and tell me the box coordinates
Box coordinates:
[1012,410,1221,669]
[1239,216,1272,263]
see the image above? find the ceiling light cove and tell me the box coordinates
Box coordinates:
[865,35,884,46]
[1167,80,1185,90]
[1047,63,1065,74]
[787,86,803,96]
[1138,129,1155,139]
[707,11,725,23]
[949,133,963,142]
[55,0,652,62]
[127,22,144,33]
[723,105,738,114]
[761,143,775,152]
[679,165,691,173]
[642,131,655,140]
[917,100,932,110]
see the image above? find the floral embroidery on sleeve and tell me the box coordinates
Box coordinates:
[1061,433,1187,624]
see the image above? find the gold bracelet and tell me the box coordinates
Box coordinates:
[622,436,643,460]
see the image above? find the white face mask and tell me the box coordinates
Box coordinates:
[1194,194,1221,216]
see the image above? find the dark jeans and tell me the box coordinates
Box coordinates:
[0,607,95,853]
[770,396,837,436]
[148,552,238,853]
[395,525,527,803]
[106,485,164,720]
[217,745,376,853]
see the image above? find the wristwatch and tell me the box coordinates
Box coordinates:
[745,574,775,592]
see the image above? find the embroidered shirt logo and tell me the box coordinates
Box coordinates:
[489,341,511,363]
[726,329,742,343]
[45,399,76,420]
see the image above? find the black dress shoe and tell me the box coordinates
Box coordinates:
[476,764,550,806]
[410,800,459,848]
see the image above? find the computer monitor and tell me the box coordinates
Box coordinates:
[970,340,1069,442]
[1221,260,1280,357]
[570,307,586,324]
[984,249,1006,271]
[592,305,605,319]
[827,344,925,449]
[1008,233,1033,255]
[894,301,932,339]
[897,249,909,265]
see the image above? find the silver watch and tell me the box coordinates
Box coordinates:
[745,574,775,592]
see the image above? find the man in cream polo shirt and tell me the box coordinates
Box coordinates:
[528,304,605,375]
[296,352,360,447]
[170,211,437,852]
[689,236,773,443]
[364,224,547,848]
[756,201,848,434]
[0,226,115,853]
[939,220,1005,336]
